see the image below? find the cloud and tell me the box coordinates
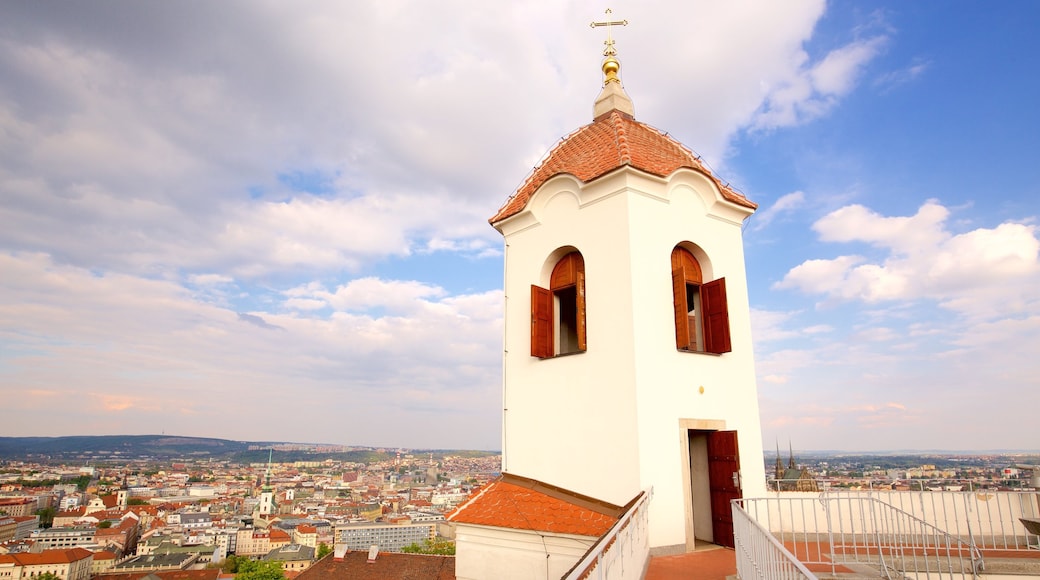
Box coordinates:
[750,36,887,130]
[874,59,929,93]
[0,252,502,446]
[775,200,1040,317]
[0,1,915,447]
[752,191,806,231]
[237,313,284,331]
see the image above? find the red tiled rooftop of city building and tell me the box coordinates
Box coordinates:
[490,109,756,224]
[95,570,221,580]
[297,551,454,580]
[0,547,93,565]
[447,473,622,537]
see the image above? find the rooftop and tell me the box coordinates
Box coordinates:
[297,552,454,580]
[447,473,621,537]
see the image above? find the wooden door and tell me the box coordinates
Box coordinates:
[707,430,742,548]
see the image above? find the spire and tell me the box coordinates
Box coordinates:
[788,441,797,470]
[590,9,634,118]
[263,448,274,493]
[775,441,784,480]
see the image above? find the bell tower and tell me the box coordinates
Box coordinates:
[490,17,767,552]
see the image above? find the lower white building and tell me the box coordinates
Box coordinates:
[334,522,435,553]
[448,474,641,580]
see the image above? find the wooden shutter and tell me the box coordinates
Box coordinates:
[576,270,587,351]
[531,285,553,358]
[672,270,690,350]
[671,247,702,284]
[702,277,731,354]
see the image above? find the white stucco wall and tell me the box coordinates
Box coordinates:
[454,523,597,580]
[495,166,766,551]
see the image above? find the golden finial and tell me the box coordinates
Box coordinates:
[590,9,628,85]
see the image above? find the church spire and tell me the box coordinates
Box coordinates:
[775,441,784,481]
[590,9,634,118]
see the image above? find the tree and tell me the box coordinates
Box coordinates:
[236,560,285,579]
[316,542,332,559]
[98,520,113,529]
[127,498,148,506]
[73,474,92,492]
[402,538,455,555]
[220,554,247,573]
[34,574,62,580]
[34,507,56,529]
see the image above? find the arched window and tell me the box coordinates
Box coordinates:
[671,246,731,354]
[531,251,586,358]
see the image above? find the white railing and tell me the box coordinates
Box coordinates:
[561,489,651,580]
[738,495,987,580]
[764,490,1040,551]
[733,499,817,580]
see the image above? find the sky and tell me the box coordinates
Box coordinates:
[1,1,1037,453]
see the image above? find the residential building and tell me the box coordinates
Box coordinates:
[90,549,117,575]
[30,525,96,550]
[110,552,199,573]
[0,499,36,518]
[11,517,37,541]
[263,543,315,574]
[292,524,317,548]
[335,521,435,553]
[0,547,93,580]
[0,519,13,544]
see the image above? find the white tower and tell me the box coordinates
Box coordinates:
[258,449,275,518]
[116,472,128,510]
[491,34,767,552]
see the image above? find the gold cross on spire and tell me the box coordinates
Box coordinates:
[590,8,628,57]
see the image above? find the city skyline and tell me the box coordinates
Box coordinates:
[1,1,1038,451]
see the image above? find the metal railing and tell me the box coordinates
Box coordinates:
[737,495,987,580]
[561,489,651,580]
[733,499,817,580]
[850,489,1040,551]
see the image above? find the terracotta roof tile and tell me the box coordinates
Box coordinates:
[296,552,454,580]
[447,474,620,537]
[0,547,93,565]
[95,570,221,580]
[490,110,756,224]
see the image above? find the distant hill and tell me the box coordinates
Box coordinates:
[0,435,500,465]
[0,435,250,461]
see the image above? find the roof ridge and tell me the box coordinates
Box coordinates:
[445,480,495,522]
[612,111,632,165]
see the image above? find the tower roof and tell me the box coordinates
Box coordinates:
[490,31,756,225]
[490,111,757,224]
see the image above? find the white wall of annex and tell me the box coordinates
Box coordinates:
[454,523,597,580]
